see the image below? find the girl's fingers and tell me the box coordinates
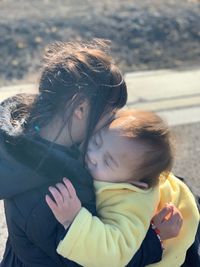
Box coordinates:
[63,178,77,198]
[48,186,63,205]
[45,194,58,211]
[55,182,70,201]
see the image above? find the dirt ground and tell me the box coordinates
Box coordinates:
[0,0,200,261]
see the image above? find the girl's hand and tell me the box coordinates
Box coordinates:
[152,203,183,241]
[45,178,81,229]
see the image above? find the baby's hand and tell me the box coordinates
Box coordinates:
[152,203,183,241]
[45,178,81,229]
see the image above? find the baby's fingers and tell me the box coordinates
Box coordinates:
[168,212,183,227]
[45,194,58,212]
[163,213,183,237]
[169,206,183,226]
[176,215,183,229]
[63,178,77,199]
[48,186,63,206]
[55,182,70,201]
[153,204,173,224]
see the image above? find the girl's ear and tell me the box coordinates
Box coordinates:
[74,100,89,120]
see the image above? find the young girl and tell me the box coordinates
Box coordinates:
[0,40,166,267]
[46,109,199,267]
[0,40,128,267]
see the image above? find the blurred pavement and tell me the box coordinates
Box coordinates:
[1,68,200,126]
[125,68,200,126]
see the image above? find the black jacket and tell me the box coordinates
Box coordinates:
[0,94,162,267]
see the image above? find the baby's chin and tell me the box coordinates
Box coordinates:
[92,175,110,182]
[87,169,99,181]
[85,162,95,178]
[85,164,101,181]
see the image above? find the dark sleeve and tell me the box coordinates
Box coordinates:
[126,226,163,267]
[7,183,95,267]
[24,186,96,267]
[5,197,81,267]
[0,158,48,199]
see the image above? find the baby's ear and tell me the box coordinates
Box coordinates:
[130,181,149,189]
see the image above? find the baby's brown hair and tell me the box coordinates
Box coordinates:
[114,109,173,188]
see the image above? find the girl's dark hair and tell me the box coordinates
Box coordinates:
[26,39,127,155]
[115,109,174,188]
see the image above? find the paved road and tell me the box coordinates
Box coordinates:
[1,68,200,125]
[126,68,200,126]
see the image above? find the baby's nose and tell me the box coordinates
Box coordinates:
[90,156,97,166]
[87,150,97,166]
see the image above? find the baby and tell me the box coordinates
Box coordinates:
[46,109,199,267]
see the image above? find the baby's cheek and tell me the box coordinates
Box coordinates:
[93,168,107,182]
[99,169,110,182]
[95,171,103,181]
[90,168,101,181]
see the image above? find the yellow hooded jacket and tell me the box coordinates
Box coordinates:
[57,173,199,267]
